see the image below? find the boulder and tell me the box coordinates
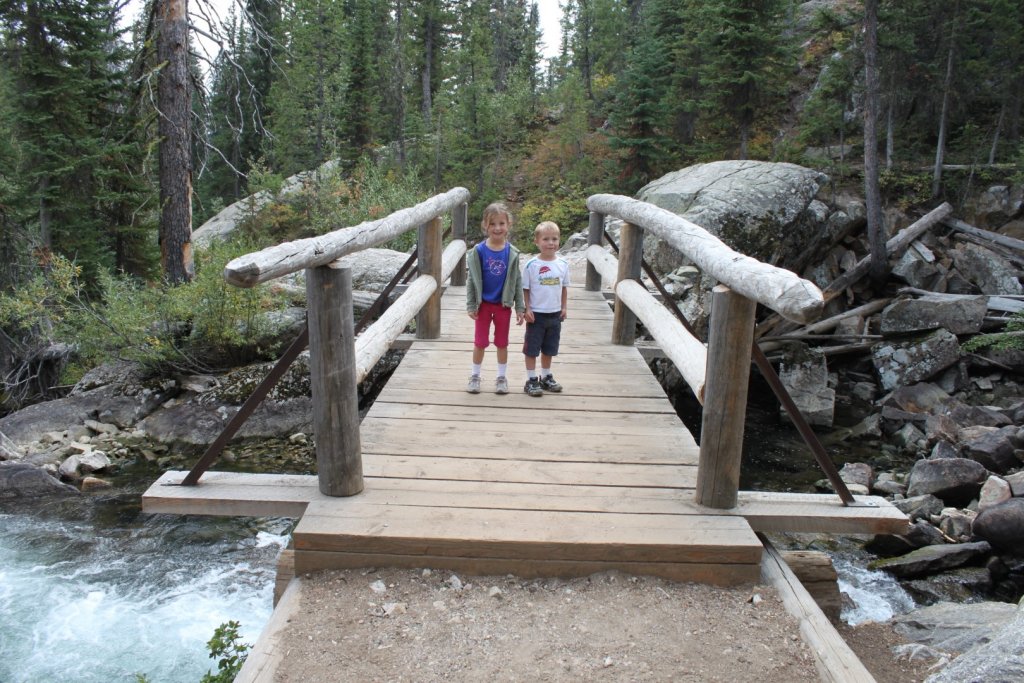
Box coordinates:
[880,295,987,335]
[903,567,992,606]
[869,541,991,578]
[872,329,961,391]
[864,519,946,557]
[936,508,974,541]
[906,458,988,507]
[960,426,1021,474]
[950,242,1024,295]
[964,185,1024,230]
[0,461,79,499]
[1006,472,1024,497]
[929,441,960,460]
[978,476,1013,511]
[926,598,1024,683]
[635,160,828,276]
[946,401,1013,429]
[972,499,1024,556]
[778,346,835,427]
[892,494,945,522]
[924,415,959,446]
[894,600,1017,654]
[884,382,950,414]
[892,242,940,289]
[839,462,873,489]
[137,397,313,446]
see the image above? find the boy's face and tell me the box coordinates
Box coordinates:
[484,213,510,243]
[535,229,560,257]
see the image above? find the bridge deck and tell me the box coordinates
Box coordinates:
[144,285,906,586]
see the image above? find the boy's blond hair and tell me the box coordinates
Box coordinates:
[481,202,514,233]
[534,220,560,238]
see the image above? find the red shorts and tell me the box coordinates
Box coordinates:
[474,301,513,349]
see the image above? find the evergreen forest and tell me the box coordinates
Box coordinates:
[1,0,1023,409]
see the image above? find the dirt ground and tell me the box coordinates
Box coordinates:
[272,567,933,682]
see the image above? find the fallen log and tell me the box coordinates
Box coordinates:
[942,216,1024,252]
[898,287,1024,314]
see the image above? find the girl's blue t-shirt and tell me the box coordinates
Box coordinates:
[477,242,510,304]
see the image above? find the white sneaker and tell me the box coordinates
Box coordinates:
[495,376,509,394]
[467,374,481,394]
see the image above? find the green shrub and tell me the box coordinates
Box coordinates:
[200,620,251,683]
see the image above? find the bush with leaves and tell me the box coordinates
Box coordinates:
[200,620,251,683]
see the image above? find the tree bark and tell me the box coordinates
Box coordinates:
[157,0,194,284]
[932,1,960,199]
[863,0,886,284]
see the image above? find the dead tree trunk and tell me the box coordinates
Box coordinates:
[157,0,194,285]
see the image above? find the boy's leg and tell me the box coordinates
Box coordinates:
[522,320,543,396]
[539,318,562,392]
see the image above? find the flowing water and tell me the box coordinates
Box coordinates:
[0,477,290,683]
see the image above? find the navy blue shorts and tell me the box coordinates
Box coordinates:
[523,312,562,357]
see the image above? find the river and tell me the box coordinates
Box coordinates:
[0,472,290,683]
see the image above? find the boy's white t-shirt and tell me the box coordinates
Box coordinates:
[523,256,571,313]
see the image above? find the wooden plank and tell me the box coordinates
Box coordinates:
[235,576,304,683]
[734,491,908,535]
[365,401,685,428]
[292,550,760,586]
[384,373,667,398]
[372,388,677,414]
[361,453,699,488]
[294,503,762,564]
[761,536,877,683]
[359,420,696,463]
[361,415,696,444]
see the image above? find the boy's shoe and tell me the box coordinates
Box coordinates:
[495,376,509,394]
[540,375,563,392]
[467,374,481,394]
[524,377,543,397]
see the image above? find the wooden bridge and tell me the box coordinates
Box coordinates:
[143,187,906,592]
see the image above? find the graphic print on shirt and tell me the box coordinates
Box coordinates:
[486,252,508,277]
[536,264,560,286]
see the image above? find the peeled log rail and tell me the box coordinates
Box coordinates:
[586,194,824,324]
[353,240,466,383]
[587,245,707,401]
[223,187,471,287]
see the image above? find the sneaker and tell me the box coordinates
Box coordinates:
[540,374,563,392]
[495,376,509,394]
[467,374,481,394]
[524,377,543,397]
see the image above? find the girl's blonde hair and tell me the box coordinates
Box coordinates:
[480,202,514,233]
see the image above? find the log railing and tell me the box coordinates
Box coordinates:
[585,194,834,509]
[182,188,470,493]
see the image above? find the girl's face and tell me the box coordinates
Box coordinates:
[484,212,510,243]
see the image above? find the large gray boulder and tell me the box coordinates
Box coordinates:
[869,541,991,579]
[959,426,1022,474]
[778,345,835,427]
[951,242,1024,295]
[972,498,1024,556]
[926,598,1024,683]
[872,329,961,391]
[895,600,1017,654]
[906,457,989,507]
[136,397,313,446]
[0,461,79,499]
[880,295,987,335]
[635,160,829,276]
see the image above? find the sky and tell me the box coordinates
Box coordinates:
[127,1,564,62]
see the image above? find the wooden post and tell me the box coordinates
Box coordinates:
[585,211,604,292]
[306,263,363,497]
[696,285,756,509]
[449,202,468,286]
[416,216,443,339]
[612,222,643,345]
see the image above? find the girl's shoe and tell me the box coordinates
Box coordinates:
[495,376,509,394]
[467,374,481,393]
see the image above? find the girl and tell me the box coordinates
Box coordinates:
[465,202,525,394]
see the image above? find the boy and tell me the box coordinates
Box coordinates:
[522,221,570,397]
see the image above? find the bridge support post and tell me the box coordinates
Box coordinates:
[306,263,364,497]
[416,216,443,338]
[586,211,604,292]
[612,222,643,345]
[696,285,756,509]
[450,202,468,286]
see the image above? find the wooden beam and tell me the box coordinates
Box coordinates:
[449,202,468,286]
[586,211,605,292]
[761,536,877,683]
[416,217,443,339]
[306,263,363,497]
[612,222,643,345]
[697,286,756,509]
[587,194,824,324]
[224,187,470,287]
